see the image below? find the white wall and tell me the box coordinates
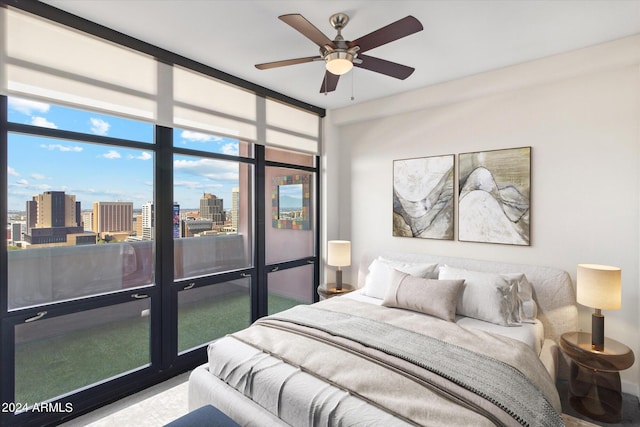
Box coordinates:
[324,35,640,396]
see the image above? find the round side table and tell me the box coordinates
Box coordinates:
[317,283,355,300]
[560,331,635,423]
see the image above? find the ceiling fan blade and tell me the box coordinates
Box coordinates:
[255,56,321,70]
[319,71,340,93]
[279,14,335,48]
[355,54,415,80]
[348,16,423,53]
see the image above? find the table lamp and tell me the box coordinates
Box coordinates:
[327,240,351,291]
[576,264,621,351]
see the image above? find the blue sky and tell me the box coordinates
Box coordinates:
[7,97,241,212]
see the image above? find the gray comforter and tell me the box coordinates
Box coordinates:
[219,298,564,426]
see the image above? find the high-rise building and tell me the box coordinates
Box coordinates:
[200,193,225,224]
[172,202,181,238]
[10,222,26,245]
[231,187,239,231]
[24,191,93,246]
[134,214,143,237]
[81,211,94,232]
[92,201,133,234]
[141,201,154,240]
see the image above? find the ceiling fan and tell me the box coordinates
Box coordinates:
[255,13,423,93]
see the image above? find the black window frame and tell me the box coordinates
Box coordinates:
[0,1,323,425]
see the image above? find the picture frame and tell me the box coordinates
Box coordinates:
[393,155,455,240]
[272,174,311,230]
[458,146,531,245]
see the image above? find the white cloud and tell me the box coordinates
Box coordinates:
[8,97,50,115]
[128,151,152,161]
[102,150,121,159]
[31,173,48,180]
[40,144,83,152]
[8,167,19,177]
[14,179,29,187]
[31,116,58,129]
[174,180,215,190]
[221,143,239,156]
[90,118,111,135]
[180,130,220,143]
[174,157,238,181]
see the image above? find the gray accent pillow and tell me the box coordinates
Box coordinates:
[382,269,464,322]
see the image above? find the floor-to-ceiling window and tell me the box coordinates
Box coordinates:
[0,3,322,426]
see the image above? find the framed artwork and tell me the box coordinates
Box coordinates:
[272,174,311,230]
[458,147,531,245]
[393,155,454,240]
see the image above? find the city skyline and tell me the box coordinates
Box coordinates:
[7,96,241,212]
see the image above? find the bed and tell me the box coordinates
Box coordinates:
[188,252,578,426]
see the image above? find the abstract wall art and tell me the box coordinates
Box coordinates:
[393,155,454,240]
[458,147,531,245]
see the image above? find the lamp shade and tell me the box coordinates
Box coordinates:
[327,240,351,267]
[576,264,621,310]
[325,52,354,75]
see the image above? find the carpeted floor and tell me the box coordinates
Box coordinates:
[58,371,626,427]
[60,372,190,427]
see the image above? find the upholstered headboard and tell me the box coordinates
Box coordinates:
[357,252,578,378]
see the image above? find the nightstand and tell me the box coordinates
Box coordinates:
[317,283,355,300]
[560,331,635,423]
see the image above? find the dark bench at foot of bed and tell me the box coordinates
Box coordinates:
[164,404,240,427]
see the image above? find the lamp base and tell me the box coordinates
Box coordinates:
[335,269,342,291]
[592,310,604,351]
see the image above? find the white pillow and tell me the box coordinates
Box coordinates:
[438,265,520,326]
[504,273,538,323]
[363,258,439,299]
[378,257,441,280]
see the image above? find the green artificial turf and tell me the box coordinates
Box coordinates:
[15,292,304,404]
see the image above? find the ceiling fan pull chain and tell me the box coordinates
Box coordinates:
[351,68,355,101]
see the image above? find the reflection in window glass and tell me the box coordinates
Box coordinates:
[7,97,154,143]
[265,146,315,167]
[173,153,253,280]
[14,300,151,405]
[7,133,154,309]
[178,279,251,353]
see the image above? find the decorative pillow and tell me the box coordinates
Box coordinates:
[382,269,464,322]
[378,257,441,279]
[503,273,538,323]
[438,265,521,326]
[363,258,439,299]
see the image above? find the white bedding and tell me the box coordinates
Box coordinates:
[189,252,578,425]
[344,289,545,355]
[204,292,544,424]
[206,336,413,426]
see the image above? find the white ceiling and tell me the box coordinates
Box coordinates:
[41,0,640,112]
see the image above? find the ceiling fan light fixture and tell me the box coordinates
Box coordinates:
[325,51,353,75]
